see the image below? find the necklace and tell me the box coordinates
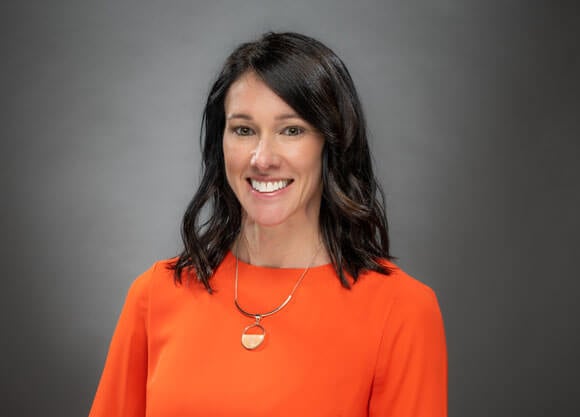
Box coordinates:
[234,243,322,350]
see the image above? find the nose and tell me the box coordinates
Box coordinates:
[250,136,280,171]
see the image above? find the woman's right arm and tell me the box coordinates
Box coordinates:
[88,265,153,417]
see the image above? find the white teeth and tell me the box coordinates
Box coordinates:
[250,179,290,193]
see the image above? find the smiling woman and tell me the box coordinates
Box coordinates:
[223,72,325,232]
[88,32,447,417]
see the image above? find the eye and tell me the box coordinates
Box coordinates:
[282,126,305,136]
[232,126,255,136]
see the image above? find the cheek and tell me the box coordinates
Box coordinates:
[300,145,324,180]
[223,141,247,186]
[222,143,235,183]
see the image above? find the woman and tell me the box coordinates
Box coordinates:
[89,32,447,416]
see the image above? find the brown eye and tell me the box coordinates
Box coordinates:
[282,126,304,136]
[233,126,254,136]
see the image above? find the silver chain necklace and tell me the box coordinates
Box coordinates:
[234,242,322,350]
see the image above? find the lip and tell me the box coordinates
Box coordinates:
[246,177,294,196]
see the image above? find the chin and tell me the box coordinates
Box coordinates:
[247,216,288,228]
[244,209,293,228]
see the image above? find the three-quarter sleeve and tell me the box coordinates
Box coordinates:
[369,287,448,417]
[88,265,153,417]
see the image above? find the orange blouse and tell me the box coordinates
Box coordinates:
[89,253,447,416]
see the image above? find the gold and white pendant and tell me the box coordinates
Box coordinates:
[241,321,265,350]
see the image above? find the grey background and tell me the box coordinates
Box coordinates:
[1,1,578,416]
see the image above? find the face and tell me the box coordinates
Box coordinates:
[223,72,325,228]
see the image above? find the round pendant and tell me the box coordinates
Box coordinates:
[241,323,266,350]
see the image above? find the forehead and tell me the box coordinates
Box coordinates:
[224,72,297,117]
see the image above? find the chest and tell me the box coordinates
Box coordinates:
[144,278,389,417]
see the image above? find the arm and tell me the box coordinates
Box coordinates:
[369,288,447,417]
[88,265,153,417]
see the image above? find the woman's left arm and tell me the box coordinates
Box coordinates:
[369,286,447,417]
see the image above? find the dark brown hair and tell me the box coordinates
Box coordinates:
[171,32,392,292]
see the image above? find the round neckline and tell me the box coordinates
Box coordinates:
[226,250,333,273]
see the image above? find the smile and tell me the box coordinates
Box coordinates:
[249,179,292,193]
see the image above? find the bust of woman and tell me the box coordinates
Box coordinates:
[89,31,447,417]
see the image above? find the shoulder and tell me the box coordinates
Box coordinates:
[358,260,442,318]
[125,257,215,311]
[354,261,446,361]
[125,258,180,299]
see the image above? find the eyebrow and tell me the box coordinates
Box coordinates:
[226,113,301,121]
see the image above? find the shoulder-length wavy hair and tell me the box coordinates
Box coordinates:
[171,32,392,292]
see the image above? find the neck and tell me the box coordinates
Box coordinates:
[235,218,329,268]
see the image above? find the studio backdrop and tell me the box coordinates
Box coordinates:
[1,1,578,416]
